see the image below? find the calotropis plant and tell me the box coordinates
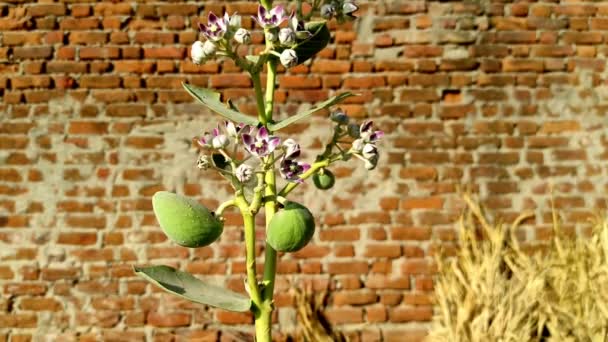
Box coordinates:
[133,0,382,340]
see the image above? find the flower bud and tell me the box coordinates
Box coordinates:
[280,49,298,68]
[343,1,358,14]
[211,134,229,149]
[202,40,217,57]
[330,108,349,125]
[320,4,336,19]
[351,138,364,152]
[234,28,251,44]
[229,14,242,29]
[265,30,278,43]
[347,123,360,138]
[282,138,301,159]
[235,164,253,183]
[279,28,296,46]
[362,143,378,160]
[191,41,207,64]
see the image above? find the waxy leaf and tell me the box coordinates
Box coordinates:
[293,21,331,66]
[183,83,259,126]
[269,92,357,131]
[134,265,251,312]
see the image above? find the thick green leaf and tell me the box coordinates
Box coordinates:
[294,21,330,66]
[183,83,259,126]
[134,265,251,312]
[269,92,356,131]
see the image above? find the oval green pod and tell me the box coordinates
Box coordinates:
[312,169,335,190]
[152,191,223,248]
[266,201,315,252]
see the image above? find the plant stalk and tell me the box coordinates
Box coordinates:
[252,72,267,125]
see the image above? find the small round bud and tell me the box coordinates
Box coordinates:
[347,123,360,138]
[191,41,207,64]
[235,164,253,183]
[265,30,278,43]
[330,109,349,125]
[202,40,217,57]
[278,28,296,46]
[234,28,251,44]
[320,4,336,19]
[280,49,298,68]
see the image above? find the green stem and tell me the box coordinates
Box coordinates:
[215,199,236,217]
[252,72,267,125]
[235,195,263,308]
[260,0,272,9]
[278,159,331,197]
[264,61,277,123]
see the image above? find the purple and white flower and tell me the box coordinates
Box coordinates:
[359,120,384,143]
[199,12,230,41]
[282,139,301,159]
[279,158,310,182]
[253,5,289,29]
[280,49,298,68]
[235,164,253,183]
[242,127,281,158]
[198,126,229,149]
[225,121,250,139]
[288,14,312,40]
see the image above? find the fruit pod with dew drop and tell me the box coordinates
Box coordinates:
[266,201,315,252]
[152,191,224,248]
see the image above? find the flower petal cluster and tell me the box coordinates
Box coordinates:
[253,5,289,29]
[199,12,231,41]
[351,120,383,170]
[321,0,359,23]
[242,127,281,158]
[279,139,310,182]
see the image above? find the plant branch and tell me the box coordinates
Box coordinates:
[252,72,267,125]
[235,195,263,308]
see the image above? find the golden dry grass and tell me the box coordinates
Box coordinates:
[428,195,608,342]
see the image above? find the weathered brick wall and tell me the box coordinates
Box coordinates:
[1,0,608,341]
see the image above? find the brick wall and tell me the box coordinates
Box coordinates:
[1,0,608,341]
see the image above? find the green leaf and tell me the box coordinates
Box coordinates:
[183,83,259,126]
[134,265,251,312]
[293,21,331,66]
[269,92,357,131]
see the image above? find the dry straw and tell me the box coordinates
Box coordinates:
[428,195,608,342]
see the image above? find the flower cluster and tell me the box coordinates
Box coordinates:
[349,120,383,170]
[320,0,359,23]
[279,139,310,182]
[191,12,249,65]
[196,122,315,184]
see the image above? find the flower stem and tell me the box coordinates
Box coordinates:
[252,72,267,125]
[235,195,263,308]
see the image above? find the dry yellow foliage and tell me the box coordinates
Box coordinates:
[428,195,608,342]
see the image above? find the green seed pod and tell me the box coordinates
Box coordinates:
[313,169,335,190]
[152,191,223,248]
[266,202,315,252]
